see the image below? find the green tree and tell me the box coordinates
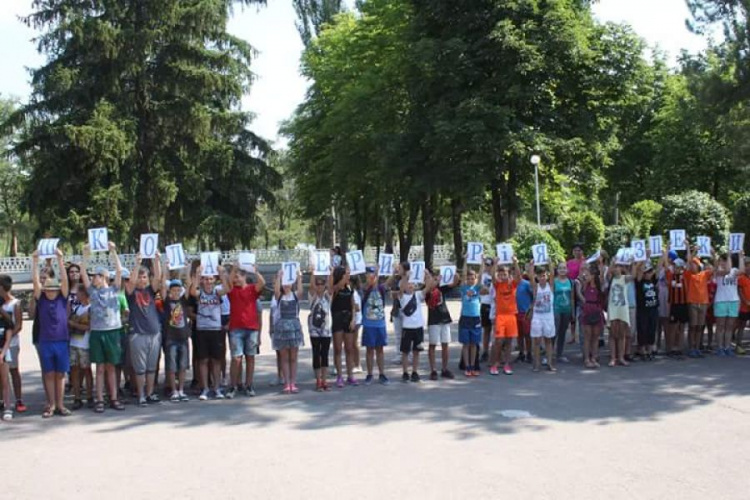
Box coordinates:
[4,0,279,249]
[508,220,565,265]
[556,210,605,255]
[658,190,731,249]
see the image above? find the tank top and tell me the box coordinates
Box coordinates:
[533,283,554,320]
[553,278,572,314]
[332,286,353,316]
[608,275,630,323]
[582,284,603,317]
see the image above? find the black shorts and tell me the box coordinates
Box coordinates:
[332,312,353,334]
[670,304,689,324]
[480,304,491,328]
[195,330,226,360]
[400,327,424,354]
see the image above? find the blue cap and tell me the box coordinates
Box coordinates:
[365,266,376,274]
[120,268,131,279]
[668,250,678,262]
[168,279,183,288]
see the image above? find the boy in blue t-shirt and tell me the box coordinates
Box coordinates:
[459,262,483,377]
[515,270,534,363]
[361,266,392,385]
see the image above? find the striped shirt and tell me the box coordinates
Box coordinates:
[666,270,687,305]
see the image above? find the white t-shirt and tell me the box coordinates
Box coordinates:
[480,273,493,305]
[715,268,740,303]
[353,290,363,325]
[400,291,425,329]
[533,283,554,320]
[70,303,91,349]
[3,298,19,347]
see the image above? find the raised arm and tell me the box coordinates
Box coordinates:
[296,267,304,297]
[399,270,409,299]
[125,253,141,295]
[189,265,202,298]
[110,241,122,290]
[528,261,538,295]
[31,251,41,300]
[151,250,162,291]
[273,269,282,300]
[512,256,522,284]
[740,251,746,274]
[80,245,91,289]
[57,248,69,298]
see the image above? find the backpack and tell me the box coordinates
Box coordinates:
[310,296,327,329]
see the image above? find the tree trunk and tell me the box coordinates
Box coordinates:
[384,211,394,254]
[451,198,464,268]
[490,179,504,242]
[505,166,519,238]
[394,198,419,263]
[422,194,437,271]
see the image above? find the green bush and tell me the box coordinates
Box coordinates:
[556,210,605,255]
[623,200,663,238]
[658,190,731,249]
[732,193,750,239]
[603,225,632,257]
[509,220,566,265]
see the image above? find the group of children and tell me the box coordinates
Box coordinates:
[0,237,747,421]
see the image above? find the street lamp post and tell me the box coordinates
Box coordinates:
[530,155,541,227]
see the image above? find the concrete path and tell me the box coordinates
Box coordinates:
[2,301,749,500]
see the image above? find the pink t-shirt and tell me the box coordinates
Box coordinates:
[567,259,584,280]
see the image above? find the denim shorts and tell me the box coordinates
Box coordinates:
[229,329,259,357]
[166,340,190,372]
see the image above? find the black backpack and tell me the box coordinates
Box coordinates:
[311,298,327,328]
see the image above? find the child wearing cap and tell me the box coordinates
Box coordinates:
[684,240,713,358]
[67,284,93,409]
[361,266,391,385]
[163,278,192,401]
[32,248,71,418]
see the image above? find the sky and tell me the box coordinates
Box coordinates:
[0,0,712,146]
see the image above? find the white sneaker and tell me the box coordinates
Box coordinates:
[352,366,363,374]
[199,389,209,401]
[214,388,225,400]
[2,410,12,421]
[170,392,180,403]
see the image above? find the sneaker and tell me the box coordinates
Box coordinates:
[336,376,344,388]
[364,374,374,385]
[480,351,489,363]
[542,357,548,366]
[503,364,513,375]
[489,366,499,376]
[464,370,472,377]
[352,366,363,374]
[170,392,180,403]
[556,356,569,364]
[199,390,209,401]
[378,374,390,385]
[290,384,300,394]
[715,349,725,357]
[147,394,161,404]
[14,400,27,413]
[2,409,12,421]
[316,379,324,392]
[429,370,438,381]
[471,370,480,377]
[726,348,736,357]
[138,397,147,407]
[440,369,455,379]
[226,387,237,399]
[515,353,526,363]
[245,385,256,397]
[347,377,359,387]
[179,392,190,402]
[410,372,420,383]
[402,372,410,383]
[736,345,746,355]
[214,388,225,400]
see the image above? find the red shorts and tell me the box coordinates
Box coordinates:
[516,312,530,337]
[495,314,519,338]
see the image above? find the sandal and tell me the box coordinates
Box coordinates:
[55,407,72,417]
[42,406,55,419]
[608,360,616,367]
[110,400,125,411]
[94,401,105,413]
[72,399,84,411]
[618,359,630,367]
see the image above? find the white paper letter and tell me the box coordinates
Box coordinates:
[378,253,394,276]
[439,266,456,286]
[631,240,646,262]
[238,252,256,272]
[88,227,109,253]
[166,244,187,270]
[409,261,426,284]
[346,250,366,275]
[139,233,159,259]
[496,243,514,265]
[532,243,548,265]
[37,238,60,258]
[466,242,484,265]
[282,261,299,286]
[201,252,220,276]
[729,233,745,254]
[649,235,663,256]
[670,229,686,251]
[696,236,711,258]
[313,251,331,276]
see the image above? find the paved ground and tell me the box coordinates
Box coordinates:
[2,301,750,500]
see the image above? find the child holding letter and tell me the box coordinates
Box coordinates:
[272,267,305,394]
[308,272,332,391]
[491,256,522,375]
[528,263,556,372]
[458,260,483,376]
[425,268,457,380]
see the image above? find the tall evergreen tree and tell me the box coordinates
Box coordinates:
[4,0,279,249]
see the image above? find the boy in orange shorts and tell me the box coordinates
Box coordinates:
[490,256,522,375]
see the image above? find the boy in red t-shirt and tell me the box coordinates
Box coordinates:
[490,256,522,375]
[220,264,266,398]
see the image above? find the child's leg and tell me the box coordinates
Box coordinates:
[582,326,591,365]
[411,348,420,374]
[343,333,355,379]
[428,344,437,373]
[54,372,65,410]
[482,322,491,357]
[503,339,512,366]
[311,338,321,381]
[376,346,385,375]
[42,371,56,409]
[532,337,541,369]
[95,363,106,402]
[592,325,601,361]
[106,364,118,401]
[84,367,93,401]
[401,350,409,374]
[199,360,209,390]
[211,358,222,391]
[245,353,256,388]
[177,370,186,393]
[353,327,361,369]
[71,358,81,401]
[545,338,555,369]
[0,363,10,408]
[366,347,375,376]
[290,348,299,386]
[230,356,242,388]
[168,370,177,393]
[321,337,331,381]
[333,332,343,377]
[441,342,450,371]
[280,348,291,388]
[468,343,477,370]
[462,344,469,371]
[736,319,746,349]
[10,366,21,402]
